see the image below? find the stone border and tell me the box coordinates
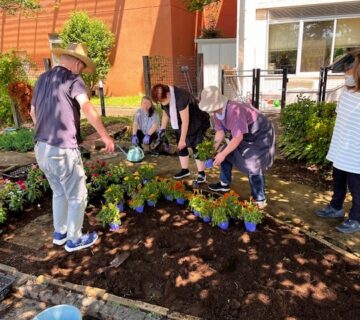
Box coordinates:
[0,263,202,320]
[265,213,360,262]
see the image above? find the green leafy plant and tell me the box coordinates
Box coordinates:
[0,0,40,14]
[139,181,161,204]
[1,180,26,212]
[0,129,34,152]
[188,193,208,215]
[104,184,124,204]
[59,11,115,90]
[97,203,121,226]
[220,191,241,219]
[108,163,129,184]
[25,166,49,203]
[196,139,215,161]
[129,192,145,209]
[88,173,109,195]
[171,181,188,200]
[240,200,264,224]
[138,164,156,182]
[210,201,228,226]
[279,95,336,165]
[122,173,142,196]
[0,205,6,224]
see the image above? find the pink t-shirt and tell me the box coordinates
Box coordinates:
[214,101,259,137]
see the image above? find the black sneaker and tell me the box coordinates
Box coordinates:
[173,169,191,180]
[208,181,230,192]
[196,174,206,184]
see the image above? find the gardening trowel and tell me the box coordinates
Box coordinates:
[96,251,130,275]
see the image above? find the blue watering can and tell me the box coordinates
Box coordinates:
[126,145,144,162]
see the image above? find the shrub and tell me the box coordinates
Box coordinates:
[0,128,34,152]
[279,95,336,164]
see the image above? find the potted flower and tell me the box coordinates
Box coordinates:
[240,200,264,232]
[129,192,145,213]
[199,197,214,223]
[210,200,229,230]
[108,163,130,184]
[171,181,188,205]
[97,203,122,231]
[188,193,208,218]
[139,180,161,207]
[122,173,142,196]
[104,184,125,211]
[157,178,174,201]
[138,164,156,184]
[196,139,215,169]
[221,191,241,220]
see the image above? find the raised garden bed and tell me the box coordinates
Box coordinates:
[0,195,359,319]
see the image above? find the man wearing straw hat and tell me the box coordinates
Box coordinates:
[30,43,115,252]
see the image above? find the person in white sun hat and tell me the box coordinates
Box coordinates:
[30,43,115,252]
[199,86,275,208]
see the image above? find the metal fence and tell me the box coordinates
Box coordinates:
[143,54,203,97]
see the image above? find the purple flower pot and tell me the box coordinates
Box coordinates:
[142,179,149,185]
[205,159,213,169]
[165,195,173,201]
[117,202,124,212]
[135,205,145,213]
[109,223,121,231]
[176,197,185,205]
[193,210,200,217]
[202,216,211,223]
[218,219,230,231]
[146,200,156,207]
[244,221,257,232]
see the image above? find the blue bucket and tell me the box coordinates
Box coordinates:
[33,305,82,320]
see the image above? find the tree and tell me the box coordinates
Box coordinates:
[181,0,220,12]
[0,0,40,14]
[59,11,115,91]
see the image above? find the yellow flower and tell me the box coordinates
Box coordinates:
[124,176,129,181]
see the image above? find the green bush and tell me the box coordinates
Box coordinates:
[279,95,336,164]
[59,11,115,90]
[0,128,34,152]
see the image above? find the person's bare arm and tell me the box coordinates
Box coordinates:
[213,135,243,166]
[76,93,114,153]
[178,106,189,150]
[30,105,36,125]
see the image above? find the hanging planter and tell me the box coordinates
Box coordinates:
[244,221,257,232]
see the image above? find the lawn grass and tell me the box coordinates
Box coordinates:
[91,96,142,107]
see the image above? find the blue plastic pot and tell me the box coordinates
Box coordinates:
[147,200,156,207]
[205,159,213,169]
[202,216,211,223]
[217,219,230,231]
[33,305,82,320]
[193,210,200,217]
[244,221,257,232]
[109,222,121,231]
[135,205,145,213]
[142,179,149,185]
[117,202,124,212]
[165,195,173,201]
[176,197,185,205]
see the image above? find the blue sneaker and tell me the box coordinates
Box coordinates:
[64,232,98,252]
[315,205,344,219]
[53,232,67,246]
[336,219,360,234]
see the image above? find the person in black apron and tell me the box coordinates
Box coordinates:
[151,84,210,183]
[198,86,275,208]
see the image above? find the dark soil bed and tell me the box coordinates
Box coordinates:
[0,196,359,320]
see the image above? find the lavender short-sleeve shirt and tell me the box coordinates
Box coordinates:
[31,66,88,148]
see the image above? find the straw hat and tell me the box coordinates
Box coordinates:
[52,43,96,74]
[199,86,228,113]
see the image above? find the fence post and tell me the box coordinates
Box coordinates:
[251,69,256,106]
[318,67,324,103]
[196,53,204,98]
[221,69,225,94]
[321,67,329,102]
[254,68,261,109]
[98,80,106,117]
[281,68,288,109]
[143,56,151,96]
[43,58,51,71]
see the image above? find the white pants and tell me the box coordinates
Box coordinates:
[35,142,87,241]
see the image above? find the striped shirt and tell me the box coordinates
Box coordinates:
[134,108,160,135]
[327,90,360,173]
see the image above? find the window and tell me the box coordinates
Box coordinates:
[48,33,62,66]
[268,17,360,73]
[268,23,299,74]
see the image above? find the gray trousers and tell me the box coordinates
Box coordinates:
[35,142,87,241]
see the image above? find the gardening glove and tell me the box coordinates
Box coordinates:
[143,134,151,145]
[131,135,139,145]
[157,129,166,140]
